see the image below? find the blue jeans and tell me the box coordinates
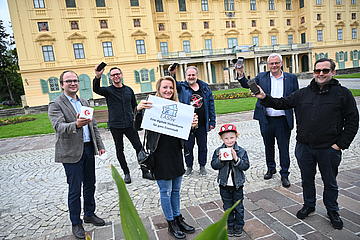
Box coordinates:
[156,176,182,221]
[220,185,244,231]
[295,142,342,211]
[63,143,96,225]
[185,125,208,167]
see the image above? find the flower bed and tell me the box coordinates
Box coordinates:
[214,91,252,100]
[0,116,36,126]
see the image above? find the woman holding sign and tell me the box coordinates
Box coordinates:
[135,76,197,239]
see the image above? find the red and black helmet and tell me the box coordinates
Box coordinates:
[218,123,238,135]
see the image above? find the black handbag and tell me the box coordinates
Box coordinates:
[137,132,154,172]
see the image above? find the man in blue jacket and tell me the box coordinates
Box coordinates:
[238,53,299,187]
[173,66,216,176]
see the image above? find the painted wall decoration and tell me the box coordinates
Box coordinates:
[350,50,359,68]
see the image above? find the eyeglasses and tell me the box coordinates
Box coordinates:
[63,79,79,84]
[268,62,281,65]
[110,73,122,77]
[314,68,331,74]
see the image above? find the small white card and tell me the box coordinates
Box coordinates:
[219,148,233,161]
[79,106,94,119]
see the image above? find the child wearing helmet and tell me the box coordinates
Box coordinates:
[211,123,250,237]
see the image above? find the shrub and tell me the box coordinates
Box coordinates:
[214,92,252,100]
[0,116,36,126]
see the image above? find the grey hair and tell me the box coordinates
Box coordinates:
[185,66,199,75]
[267,53,283,63]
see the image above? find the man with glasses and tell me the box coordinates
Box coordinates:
[93,66,154,184]
[253,58,359,230]
[48,70,106,239]
[238,53,299,188]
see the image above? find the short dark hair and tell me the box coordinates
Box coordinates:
[314,58,336,71]
[59,70,78,84]
[109,67,122,74]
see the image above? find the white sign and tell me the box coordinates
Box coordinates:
[79,106,94,119]
[141,95,194,140]
[219,148,233,161]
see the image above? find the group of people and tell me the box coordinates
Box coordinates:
[48,55,358,239]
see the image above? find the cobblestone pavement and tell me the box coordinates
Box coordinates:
[0,96,359,240]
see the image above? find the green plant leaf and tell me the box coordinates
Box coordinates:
[194,200,241,240]
[111,165,149,240]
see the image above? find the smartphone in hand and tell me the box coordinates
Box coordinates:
[247,79,260,95]
[96,62,107,72]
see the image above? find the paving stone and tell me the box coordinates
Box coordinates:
[187,205,206,219]
[339,189,360,201]
[199,201,218,211]
[206,209,224,223]
[251,208,278,226]
[243,219,273,239]
[290,222,314,235]
[338,195,360,214]
[341,217,360,234]
[273,186,303,203]
[271,209,300,226]
[258,233,285,240]
[93,225,112,240]
[340,208,360,225]
[113,222,124,240]
[303,231,331,240]
[195,216,213,230]
[327,228,360,240]
[256,199,280,213]
[268,221,298,240]
[302,214,334,234]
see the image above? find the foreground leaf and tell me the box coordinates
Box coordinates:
[194,200,241,240]
[111,165,149,240]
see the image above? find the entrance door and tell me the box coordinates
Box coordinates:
[301,55,309,72]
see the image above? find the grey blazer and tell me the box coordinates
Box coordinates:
[48,93,105,163]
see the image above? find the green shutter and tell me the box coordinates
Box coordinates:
[134,70,140,83]
[350,51,353,60]
[325,53,328,58]
[101,74,108,87]
[344,52,348,61]
[40,79,49,94]
[150,69,155,82]
[315,53,318,61]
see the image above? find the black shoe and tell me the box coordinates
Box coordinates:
[327,211,343,230]
[124,173,131,184]
[264,169,276,180]
[83,214,105,226]
[175,214,195,234]
[72,224,85,239]
[167,220,186,239]
[281,176,291,188]
[296,206,315,219]
[142,169,155,180]
[227,228,235,237]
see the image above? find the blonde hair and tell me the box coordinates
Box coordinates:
[155,76,179,102]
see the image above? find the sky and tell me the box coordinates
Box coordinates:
[0,0,13,34]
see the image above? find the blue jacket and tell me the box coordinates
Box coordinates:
[176,79,216,131]
[211,143,250,188]
[238,72,299,129]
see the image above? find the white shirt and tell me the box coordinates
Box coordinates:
[266,72,286,117]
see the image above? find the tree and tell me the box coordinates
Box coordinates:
[0,20,24,105]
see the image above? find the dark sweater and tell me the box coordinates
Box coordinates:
[93,77,137,128]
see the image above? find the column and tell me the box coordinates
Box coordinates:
[226,60,232,83]
[180,64,184,81]
[203,62,208,82]
[291,54,295,74]
[207,61,212,84]
[160,65,164,77]
[254,57,258,76]
[295,54,299,73]
[308,52,312,72]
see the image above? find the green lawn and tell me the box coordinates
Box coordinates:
[1,88,360,139]
[336,73,360,78]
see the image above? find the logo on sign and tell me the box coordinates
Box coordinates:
[84,110,90,116]
[160,104,178,121]
[223,151,230,158]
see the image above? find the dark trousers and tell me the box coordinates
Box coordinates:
[259,116,291,177]
[295,142,342,211]
[220,185,244,231]
[63,143,96,225]
[185,125,208,168]
[110,127,142,174]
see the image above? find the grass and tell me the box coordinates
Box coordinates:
[336,73,360,79]
[1,88,360,139]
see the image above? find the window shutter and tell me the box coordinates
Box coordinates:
[350,51,353,60]
[344,52,348,61]
[150,69,155,82]
[325,53,328,58]
[40,79,49,94]
[101,74,108,87]
[315,53,319,61]
[134,70,140,83]
[335,52,339,62]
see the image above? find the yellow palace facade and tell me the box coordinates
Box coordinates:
[8,0,360,107]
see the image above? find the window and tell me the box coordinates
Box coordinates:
[231,21,236,28]
[66,0,76,8]
[102,42,113,57]
[316,0,322,5]
[336,0,342,4]
[352,28,358,39]
[49,77,59,91]
[286,19,291,26]
[205,39,212,49]
[34,0,45,8]
[250,0,256,10]
[352,13,356,20]
[288,34,293,44]
[136,40,146,54]
[337,13,341,20]
[100,20,108,29]
[73,43,85,59]
[160,42,168,55]
[270,19,274,26]
[286,0,292,10]
[181,22,187,30]
[204,21,209,29]
[351,0,356,4]
[96,0,105,7]
[301,32,306,43]
[155,0,164,12]
[183,40,191,53]
[178,0,186,11]
[226,21,230,28]
[70,21,79,30]
[38,22,49,31]
[252,20,256,27]
[299,0,304,8]
[201,0,209,11]
[130,0,139,6]
[158,23,165,31]
[317,14,321,20]
[317,30,323,41]
[252,36,259,46]
[300,17,305,24]
[271,35,277,45]
[225,0,234,11]
[227,38,237,48]
[337,29,343,40]
[133,19,141,27]
[140,69,149,82]
[42,45,55,62]
[268,0,275,10]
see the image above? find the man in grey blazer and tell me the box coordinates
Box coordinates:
[48,70,106,239]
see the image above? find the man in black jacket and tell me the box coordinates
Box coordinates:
[93,66,154,184]
[254,58,359,230]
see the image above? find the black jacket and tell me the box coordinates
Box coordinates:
[261,79,359,149]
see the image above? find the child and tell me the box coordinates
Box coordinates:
[211,123,250,237]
